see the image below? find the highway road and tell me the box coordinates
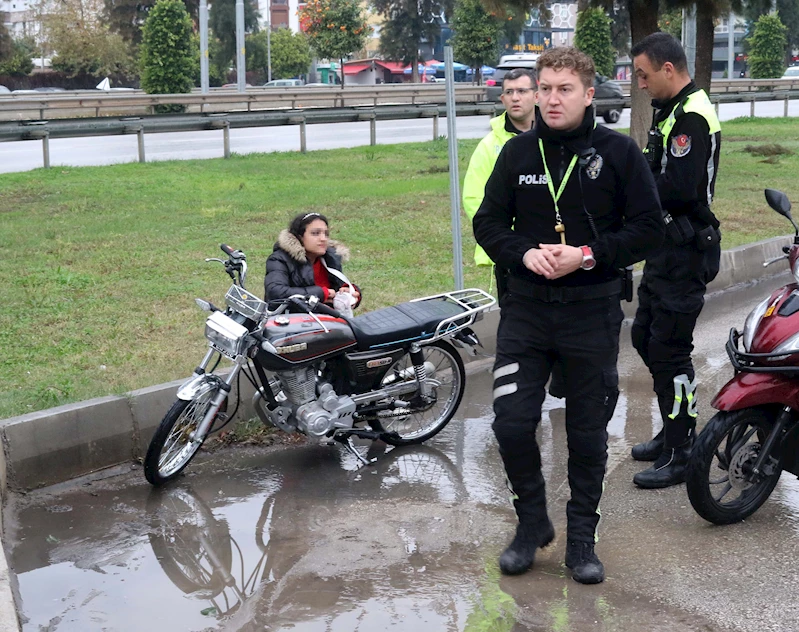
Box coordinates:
[1,99,798,174]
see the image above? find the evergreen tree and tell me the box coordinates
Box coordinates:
[140,0,194,110]
[105,0,199,46]
[747,12,788,78]
[574,7,615,77]
[450,0,502,84]
[373,0,450,83]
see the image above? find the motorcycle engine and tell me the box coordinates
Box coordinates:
[295,382,356,437]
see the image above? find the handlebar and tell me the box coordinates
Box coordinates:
[205,244,248,286]
[763,254,789,268]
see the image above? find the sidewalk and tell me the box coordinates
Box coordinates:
[0,234,793,631]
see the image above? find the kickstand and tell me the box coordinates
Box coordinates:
[335,435,377,466]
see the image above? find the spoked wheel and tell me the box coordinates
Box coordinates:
[144,386,220,486]
[686,408,782,525]
[377,341,465,446]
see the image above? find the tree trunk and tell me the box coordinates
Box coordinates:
[412,52,419,83]
[629,0,659,148]
[694,2,714,93]
[340,56,345,87]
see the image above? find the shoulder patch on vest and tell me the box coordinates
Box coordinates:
[670,134,692,157]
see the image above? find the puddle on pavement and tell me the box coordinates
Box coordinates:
[5,279,792,632]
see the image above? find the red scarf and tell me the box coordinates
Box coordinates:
[313,258,331,298]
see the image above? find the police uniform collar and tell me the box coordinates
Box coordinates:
[652,81,699,120]
[535,106,595,158]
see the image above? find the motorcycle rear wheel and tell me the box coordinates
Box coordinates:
[144,388,219,485]
[686,408,782,525]
[378,341,465,446]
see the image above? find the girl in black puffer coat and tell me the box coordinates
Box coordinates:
[264,212,361,308]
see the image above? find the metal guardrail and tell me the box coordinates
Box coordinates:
[4,78,799,120]
[0,102,501,167]
[2,89,797,169]
[614,77,799,95]
[0,84,488,120]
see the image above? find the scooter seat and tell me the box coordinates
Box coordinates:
[348,299,467,350]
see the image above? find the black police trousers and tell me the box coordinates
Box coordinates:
[492,291,623,543]
[631,241,721,448]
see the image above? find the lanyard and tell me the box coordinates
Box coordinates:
[538,138,578,244]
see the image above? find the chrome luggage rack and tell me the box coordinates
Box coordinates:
[411,288,497,343]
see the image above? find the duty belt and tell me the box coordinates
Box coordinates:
[507,276,622,303]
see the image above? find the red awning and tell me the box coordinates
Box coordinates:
[343,62,371,75]
[376,61,406,74]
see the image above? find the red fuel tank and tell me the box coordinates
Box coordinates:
[257,313,357,371]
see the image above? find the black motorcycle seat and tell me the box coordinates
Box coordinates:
[348,299,467,350]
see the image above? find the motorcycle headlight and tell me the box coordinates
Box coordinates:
[742,296,771,352]
[205,311,249,358]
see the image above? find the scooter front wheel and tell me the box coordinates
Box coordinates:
[686,408,782,525]
[144,388,219,485]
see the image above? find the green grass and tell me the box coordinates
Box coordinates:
[1,117,798,419]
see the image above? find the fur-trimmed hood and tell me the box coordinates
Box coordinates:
[275,229,351,263]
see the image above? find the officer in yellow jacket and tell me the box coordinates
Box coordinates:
[629,32,722,489]
[463,68,537,278]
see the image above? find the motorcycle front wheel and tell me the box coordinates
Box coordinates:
[144,387,220,485]
[377,341,465,446]
[686,408,782,525]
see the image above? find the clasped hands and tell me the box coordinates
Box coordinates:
[522,244,583,279]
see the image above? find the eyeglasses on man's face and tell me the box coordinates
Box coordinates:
[502,88,533,97]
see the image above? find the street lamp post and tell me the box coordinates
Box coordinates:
[267,0,271,82]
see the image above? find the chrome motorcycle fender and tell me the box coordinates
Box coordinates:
[177,374,221,401]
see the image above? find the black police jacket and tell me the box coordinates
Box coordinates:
[473,107,664,287]
[649,81,721,223]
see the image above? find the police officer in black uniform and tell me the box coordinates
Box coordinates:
[473,47,663,584]
[629,33,722,489]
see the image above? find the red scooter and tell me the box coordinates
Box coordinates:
[686,189,799,524]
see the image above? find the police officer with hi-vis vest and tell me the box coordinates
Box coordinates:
[629,32,722,489]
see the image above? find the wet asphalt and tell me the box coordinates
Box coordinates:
[5,276,799,632]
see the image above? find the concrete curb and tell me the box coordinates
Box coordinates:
[0,235,792,632]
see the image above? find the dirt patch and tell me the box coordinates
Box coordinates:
[418,165,448,174]
[204,419,309,451]
[743,143,794,157]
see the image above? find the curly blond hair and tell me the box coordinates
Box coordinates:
[536,47,595,89]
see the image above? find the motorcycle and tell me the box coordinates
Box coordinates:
[686,189,799,524]
[144,244,495,486]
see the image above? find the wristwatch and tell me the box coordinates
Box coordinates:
[580,245,596,271]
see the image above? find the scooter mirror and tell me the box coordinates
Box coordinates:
[765,188,792,218]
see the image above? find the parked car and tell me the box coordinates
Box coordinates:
[485,56,538,101]
[264,79,304,87]
[33,87,66,93]
[782,66,799,78]
[593,74,624,124]
[0,85,9,94]
[487,57,624,125]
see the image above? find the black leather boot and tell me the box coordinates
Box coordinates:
[631,427,664,461]
[499,519,555,576]
[565,539,605,584]
[633,443,691,489]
